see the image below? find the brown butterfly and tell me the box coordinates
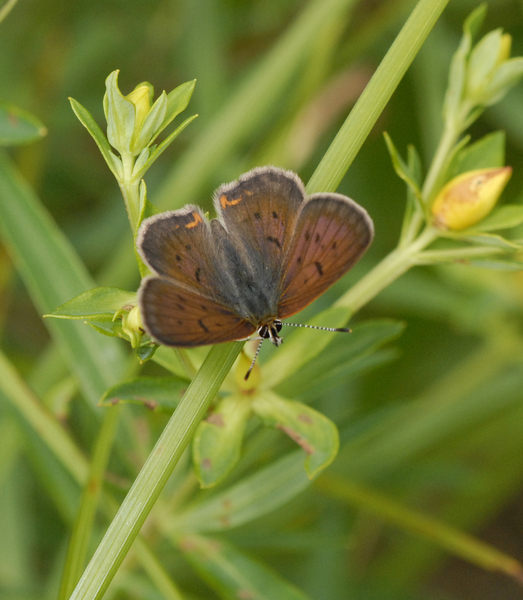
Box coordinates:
[137,167,373,374]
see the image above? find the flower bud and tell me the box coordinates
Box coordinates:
[117,304,145,348]
[431,167,512,230]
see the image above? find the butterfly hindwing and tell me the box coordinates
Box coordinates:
[139,277,256,347]
[278,193,374,319]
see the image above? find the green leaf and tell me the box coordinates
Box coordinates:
[174,451,310,533]
[459,232,522,250]
[0,103,47,146]
[47,287,137,319]
[134,114,198,181]
[253,391,339,478]
[466,29,503,96]
[131,91,167,154]
[193,393,252,488]
[448,131,505,178]
[467,258,523,270]
[383,133,422,202]
[179,534,312,600]
[136,343,158,363]
[99,376,187,410]
[69,97,123,179]
[471,204,523,231]
[158,79,197,136]
[104,70,135,155]
[485,57,523,105]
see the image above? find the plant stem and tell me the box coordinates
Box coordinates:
[336,227,438,314]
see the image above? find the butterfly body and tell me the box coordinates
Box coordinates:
[137,167,373,349]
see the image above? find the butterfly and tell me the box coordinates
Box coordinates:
[137,166,373,370]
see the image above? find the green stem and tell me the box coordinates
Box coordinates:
[336,227,438,313]
[120,154,141,233]
[70,342,243,600]
[421,119,458,203]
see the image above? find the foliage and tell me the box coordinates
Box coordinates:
[2,1,523,600]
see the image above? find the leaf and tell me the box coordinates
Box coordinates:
[0,103,47,146]
[274,320,405,399]
[466,29,504,96]
[485,57,523,106]
[448,131,505,178]
[252,391,339,478]
[158,79,197,136]
[467,258,523,270]
[459,232,522,250]
[179,534,312,600]
[69,97,123,179]
[383,133,422,202]
[99,376,187,410]
[174,451,310,533]
[471,204,523,231]
[46,287,137,319]
[193,393,252,488]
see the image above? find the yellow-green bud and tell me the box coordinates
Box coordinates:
[126,84,152,133]
[431,167,512,230]
[119,304,145,348]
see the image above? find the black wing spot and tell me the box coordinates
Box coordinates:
[254,212,262,220]
[177,320,183,325]
[198,319,209,333]
[305,231,310,241]
[176,254,182,261]
[177,303,185,311]
[266,236,282,248]
[332,241,337,250]
[315,233,320,243]
[297,256,302,264]
[315,262,324,276]
[195,267,201,282]
[201,304,208,311]
[272,211,278,219]
[186,244,191,250]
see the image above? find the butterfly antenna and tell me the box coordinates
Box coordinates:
[244,339,264,381]
[281,322,351,333]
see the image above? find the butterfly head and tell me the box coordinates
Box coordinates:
[257,319,283,346]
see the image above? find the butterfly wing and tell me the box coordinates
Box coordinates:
[137,206,222,297]
[137,207,254,346]
[278,193,373,319]
[214,167,306,281]
[139,277,256,347]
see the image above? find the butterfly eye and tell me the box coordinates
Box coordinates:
[259,325,271,339]
[274,320,282,333]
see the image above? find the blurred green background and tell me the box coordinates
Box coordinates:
[3,0,523,598]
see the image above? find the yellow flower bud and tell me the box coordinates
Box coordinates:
[431,167,512,230]
[498,33,512,65]
[126,84,151,132]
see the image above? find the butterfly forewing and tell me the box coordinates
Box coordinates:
[278,194,374,319]
[138,207,219,298]
[214,167,305,277]
[139,277,256,347]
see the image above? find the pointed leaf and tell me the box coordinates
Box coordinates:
[69,97,123,179]
[383,132,422,202]
[100,376,186,410]
[252,391,339,478]
[193,393,252,488]
[448,131,505,178]
[468,258,523,270]
[47,287,137,319]
[158,80,197,135]
[471,204,523,231]
[104,70,135,155]
[131,91,167,153]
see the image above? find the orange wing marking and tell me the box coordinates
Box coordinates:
[185,212,203,228]
[220,194,242,209]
